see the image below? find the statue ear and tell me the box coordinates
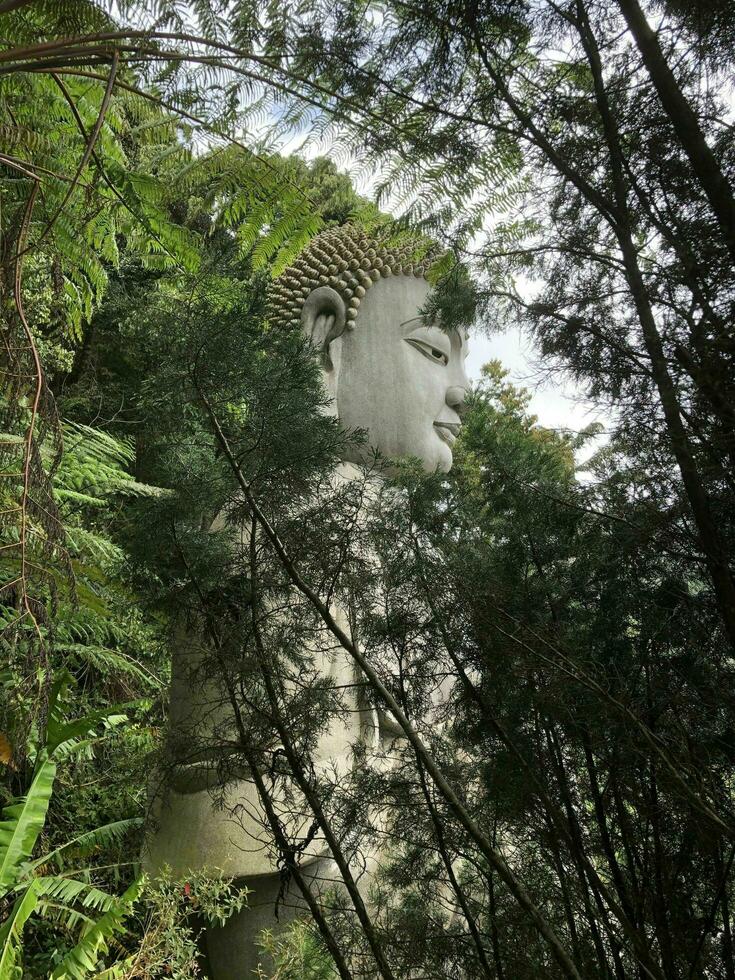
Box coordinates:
[300,286,347,371]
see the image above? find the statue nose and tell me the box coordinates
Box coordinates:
[446,385,467,416]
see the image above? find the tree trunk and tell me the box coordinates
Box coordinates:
[616,0,735,264]
[198,384,585,980]
[574,0,735,649]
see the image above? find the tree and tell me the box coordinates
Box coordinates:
[7,0,730,646]
[0,0,327,697]
[250,0,735,651]
[4,2,735,976]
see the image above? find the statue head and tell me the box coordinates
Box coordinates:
[268,226,469,473]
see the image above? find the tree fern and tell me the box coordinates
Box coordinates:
[34,818,141,873]
[0,0,369,683]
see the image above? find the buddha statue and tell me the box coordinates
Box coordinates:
[144,226,470,978]
[269,225,469,473]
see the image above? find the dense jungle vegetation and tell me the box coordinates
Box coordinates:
[1,0,735,977]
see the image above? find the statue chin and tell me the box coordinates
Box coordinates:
[341,434,453,475]
[434,443,454,474]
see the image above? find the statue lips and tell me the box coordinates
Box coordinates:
[434,420,461,447]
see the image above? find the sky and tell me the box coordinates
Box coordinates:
[465,327,608,437]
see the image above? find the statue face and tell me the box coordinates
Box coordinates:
[330,276,469,473]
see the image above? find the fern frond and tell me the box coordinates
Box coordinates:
[56,644,162,688]
[36,875,118,916]
[48,875,145,980]
[35,818,143,871]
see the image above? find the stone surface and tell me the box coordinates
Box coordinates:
[145,603,369,876]
[302,273,469,473]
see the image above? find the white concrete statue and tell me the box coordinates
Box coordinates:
[144,226,469,978]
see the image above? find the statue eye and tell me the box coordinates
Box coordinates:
[405,337,449,366]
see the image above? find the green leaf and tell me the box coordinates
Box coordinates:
[0,878,44,980]
[0,755,56,897]
[34,818,143,871]
[46,704,131,757]
[48,876,145,980]
[91,955,138,979]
